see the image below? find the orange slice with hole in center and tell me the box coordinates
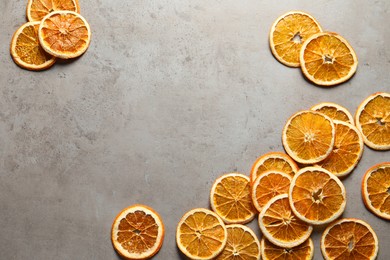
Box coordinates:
[26,0,79,22]
[261,237,314,260]
[311,102,354,125]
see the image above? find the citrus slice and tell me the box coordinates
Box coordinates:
[259,194,313,248]
[321,218,379,260]
[315,120,364,177]
[38,11,91,59]
[210,173,257,224]
[269,11,322,67]
[111,204,164,260]
[282,110,335,164]
[289,167,347,225]
[251,170,292,212]
[10,22,56,71]
[362,162,390,220]
[26,0,79,22]
[176,208,227,260]
[215,224,260,260]
[300,32,358,86]
[311,102,354,125]
[250,152,299,183]
[261,237,314,260]
[355,92,390,150]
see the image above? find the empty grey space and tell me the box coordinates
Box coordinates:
[0,0,389,259]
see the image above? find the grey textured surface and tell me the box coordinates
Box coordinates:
[0,0,389,259]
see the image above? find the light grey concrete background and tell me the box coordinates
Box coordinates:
[0,0,389,259]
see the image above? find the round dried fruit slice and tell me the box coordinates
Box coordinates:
[269,11,322,67]
[210,173,257,224]
[362,162,390,220]
[38,11,91,59]
[215,224,260,260]
[251,170,292,212]
[26,0,79,22]
[176,208,227,260]
[10,22,56,71]
[111,204,164,260]
[259,194,313,248]
[321,218,378,260]
[289,167,347,225]
[355,92,390,150]
[282,110,335,164]
[311,102,354,125]
[300,32,358,86]
[261,237,314,260]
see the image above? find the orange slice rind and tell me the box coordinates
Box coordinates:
[26,0,79,22]
[311,102,354,125]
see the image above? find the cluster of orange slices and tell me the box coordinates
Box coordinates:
[10,0,91,71]
[270,11,358,86]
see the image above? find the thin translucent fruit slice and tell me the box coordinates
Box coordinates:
[261,238,314,260]
[311,102,354,125]
[26,0,80,22]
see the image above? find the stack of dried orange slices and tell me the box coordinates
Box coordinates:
[10,0,91,71]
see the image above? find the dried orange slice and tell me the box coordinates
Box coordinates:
[355,92,390,150]
[259,194,313,248]
[176,208,227,260]
[250,152,298,183]
[289,167,346,225]
[269,11,322,67]
[311,102,354,125]
[210,173,257,224]
[300,32,358,86]
[261,237,314,260]
[251,170,292,212]
[111,204,164,260]
[321,218,378,260]
[215,224,260,260]
[282,110,335,164]
[315,120,364,177]
[38,11,91,59]
[362,162,390,220]
[10,22,56,71]
[26,0,79,22]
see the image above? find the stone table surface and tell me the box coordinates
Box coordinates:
[0,0,389,259]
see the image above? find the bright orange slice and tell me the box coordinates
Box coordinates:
[251,170,292,212]
[362,162,390,220]
[282,110,335,164]
[300,32,358,86]
[176,208,227,260]
[210,173,257,224]
[269,11,322,67]
[261,237,314,260]
[311,102,354,125]
[355,92,390,150]
[215,224,260,260]
[321,218,378,260]
[10,22,56,71]
[289,167,346,225]
[259,194,313,248]
[26,0,79,22]
[250,152,298,183]
[38,11,91,59]
[111,204,164,260]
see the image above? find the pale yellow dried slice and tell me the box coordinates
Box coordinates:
[261,237,314,260]
[311,102,354,125]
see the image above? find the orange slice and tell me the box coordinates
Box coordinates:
[289,167,346,225]
[311,102,354,125]
[250,152,298,183]
[362,162,390,220]
[269,11,322,67]
[355,92,390,150]
[259,194,313,248]
[300,32,358,86]
[111,204,164,260]
[261,237,314,260]
[321,218,379,260]
[176,208,227,260]
[210,173,257,224]
[282,110,335,164]
[10,22,56,71]
[38,11,91,59]
[215,224,260,260]
[315,120,364,177]
[26,0,79,22]
[251,170,292,212]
